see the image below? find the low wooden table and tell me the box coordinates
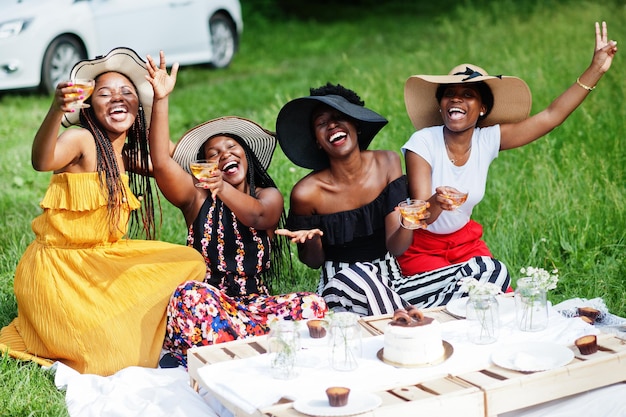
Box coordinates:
[188,307,626,417]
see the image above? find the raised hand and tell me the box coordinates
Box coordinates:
[593,21,618,74]
[146,50,179,100]
[54,81,85,113]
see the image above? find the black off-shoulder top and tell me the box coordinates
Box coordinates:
[286,175,409,263]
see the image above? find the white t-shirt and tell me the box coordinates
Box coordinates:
[401,125,501,234]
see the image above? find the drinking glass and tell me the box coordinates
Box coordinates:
[189,159,219,188]
[441,186,468,214]
[66,79,95,109]
[398,199,430,229]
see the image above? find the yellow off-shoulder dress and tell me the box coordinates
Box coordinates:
[0,172,206,376]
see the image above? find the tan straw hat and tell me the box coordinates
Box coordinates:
[404,63,532,131]
[62,47,152,127]
[173,116,277,174]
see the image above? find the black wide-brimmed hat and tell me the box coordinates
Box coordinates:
[276,94,388,171]
[173,116,277,174]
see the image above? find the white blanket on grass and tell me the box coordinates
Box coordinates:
[50,362,224,417]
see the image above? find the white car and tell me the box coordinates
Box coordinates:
[0,0,243,94]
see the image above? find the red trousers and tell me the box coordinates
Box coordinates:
[397,220,493,276]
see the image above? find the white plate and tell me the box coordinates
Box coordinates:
[293,391,382,417]
[446,295,515,318]
[491,341,574,372]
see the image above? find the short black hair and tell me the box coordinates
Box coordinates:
[310,82,365,106]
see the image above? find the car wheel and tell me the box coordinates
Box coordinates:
[41,36,86,95]
[208,13,238,69]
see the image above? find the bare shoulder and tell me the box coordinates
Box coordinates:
[57,126,95,153]
[256,186,284,206]
[59,126,93,141]
[289,171,324,215]
[371,149,403,178]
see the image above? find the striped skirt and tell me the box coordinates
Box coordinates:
[318,254,510,316]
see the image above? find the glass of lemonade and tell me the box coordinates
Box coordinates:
[189,159,219,188]
[67,79,95,109]
[398,199,430,229]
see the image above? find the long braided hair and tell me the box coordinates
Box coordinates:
[79,73,158,239]
[199,133,291,293]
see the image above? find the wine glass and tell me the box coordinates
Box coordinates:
[66,78,95,109]
[398,199,430,229]
[440,186,468,214]
[189,159,219,188]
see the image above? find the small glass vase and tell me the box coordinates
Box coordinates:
[466,294,499,344]
[267,320,300,379]
[515,277,549,332]
[328,312,362,371]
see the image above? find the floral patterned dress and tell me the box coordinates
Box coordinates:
[163,197,326,365]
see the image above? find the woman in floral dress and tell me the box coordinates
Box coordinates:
[146,53,326,366]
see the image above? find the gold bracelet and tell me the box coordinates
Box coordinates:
[576,77,596,92]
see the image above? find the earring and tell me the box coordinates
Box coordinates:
[480,112,484,116]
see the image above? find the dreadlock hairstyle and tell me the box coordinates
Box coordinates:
[198,133,291,293]
[79,73,159,240]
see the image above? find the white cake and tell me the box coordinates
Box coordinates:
[383,307,444,366]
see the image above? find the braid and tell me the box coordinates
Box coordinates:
[125,104,159,239]
[204,134,292,293]
[79,99,159,240]
[80,109,125,234]
[239,140,292,294]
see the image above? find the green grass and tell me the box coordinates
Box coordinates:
[1,0,625,413]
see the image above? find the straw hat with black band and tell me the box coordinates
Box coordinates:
[404,63,532,131]
[62,47,153,128]
[173,116,277,175]
[276,94,388,171]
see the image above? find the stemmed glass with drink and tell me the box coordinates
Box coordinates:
[398,199,430,229]
[66,79,95,110]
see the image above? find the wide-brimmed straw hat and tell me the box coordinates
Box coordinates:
[276,94,388,171]
[404,63,532,131]
[62,47,152,127]
[173,116,277,174]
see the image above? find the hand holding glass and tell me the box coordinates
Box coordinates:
[398,199,430,229]
[440,187,468,214]
[66,79,95,109]
[190,159,219,188]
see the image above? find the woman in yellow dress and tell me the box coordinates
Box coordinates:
[0,48,206,376]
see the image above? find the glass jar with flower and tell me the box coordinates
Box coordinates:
[458,277,502,344]
[515,267,559,332]
[267,319,300,379]
[328,312,362,371]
